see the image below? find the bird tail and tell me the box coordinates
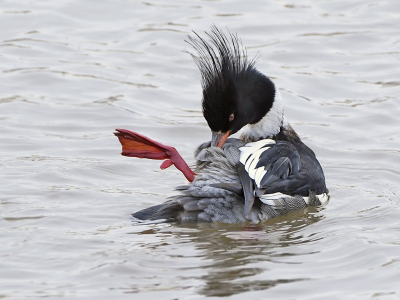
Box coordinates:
[132,200,183,221]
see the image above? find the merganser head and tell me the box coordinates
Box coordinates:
[186,26,283,147]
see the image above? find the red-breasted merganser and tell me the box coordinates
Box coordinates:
[115,26,329,223]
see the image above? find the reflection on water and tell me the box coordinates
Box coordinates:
[1,0,400,298]
[156,209,324,297]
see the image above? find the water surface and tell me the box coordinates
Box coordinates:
[1,0,400,299]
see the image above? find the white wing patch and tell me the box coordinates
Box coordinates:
[239,139,275,188]
[254,167,267,187]
[260,192,329,207]
[259,192,285,201]
[259,192,286,206]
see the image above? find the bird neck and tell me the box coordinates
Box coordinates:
[240,89,285,143]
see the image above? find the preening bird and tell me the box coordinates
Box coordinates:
[115,26,329,223]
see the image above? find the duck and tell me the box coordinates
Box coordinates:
[114,26,329,224]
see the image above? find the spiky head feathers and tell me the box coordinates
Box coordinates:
[186,26,275,135]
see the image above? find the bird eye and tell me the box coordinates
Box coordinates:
[229,113,234,122]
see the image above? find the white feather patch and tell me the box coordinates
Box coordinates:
[247,148,268,174]
[244,155,255,173]
[239,140,275,188]
[259,199,276,206]
[239,139,275,165]
[317,193,329,205]
[255,167,267,187]
[244,139,275,149]
[259,192,285,204]
[261,193,329,207]
[241,88,284,141]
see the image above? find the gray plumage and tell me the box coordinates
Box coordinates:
[132,138,323,224]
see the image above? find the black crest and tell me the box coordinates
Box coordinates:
[186,26,258,132]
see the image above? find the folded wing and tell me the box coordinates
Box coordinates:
[239,140,303,196]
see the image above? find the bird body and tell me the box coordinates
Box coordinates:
[117,26,329,224]
[131,134,327,223]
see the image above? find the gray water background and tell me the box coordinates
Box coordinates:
[1,0,400,299]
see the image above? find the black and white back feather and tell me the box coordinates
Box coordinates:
[238,136,328,210]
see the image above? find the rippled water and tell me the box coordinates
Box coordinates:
[1,0,400,299]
